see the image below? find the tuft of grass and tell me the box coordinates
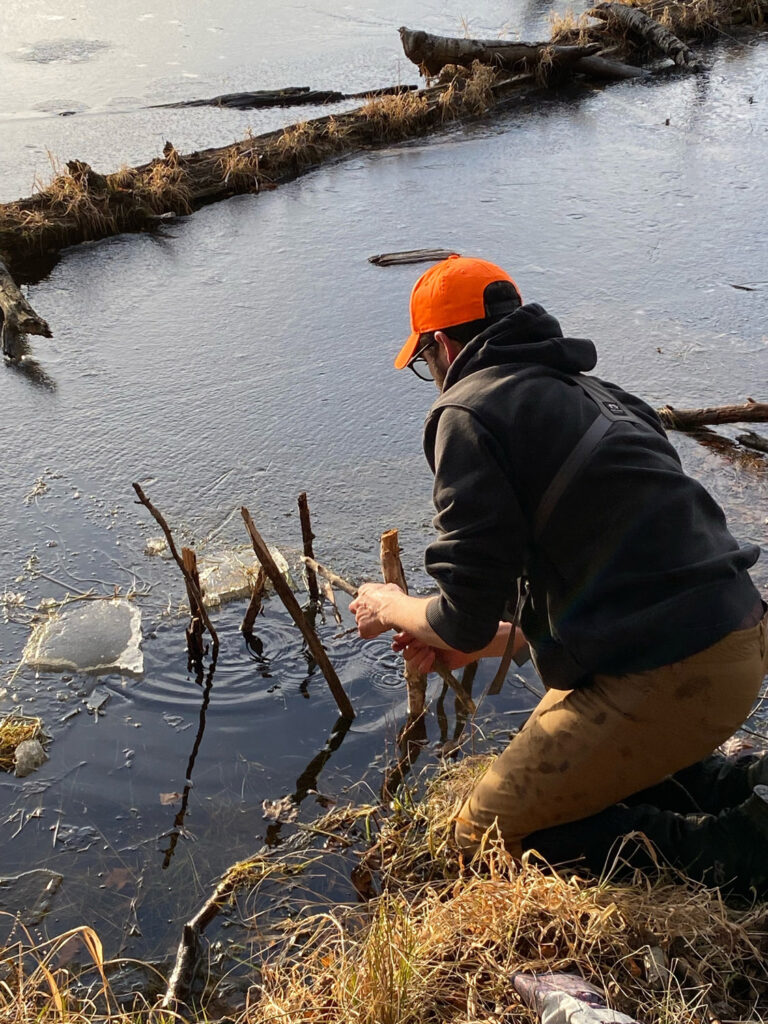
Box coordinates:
[138,160,192,215]
[0,713,43,773]
[549,8,594,43]
[217,130,263,191]
[360,90,431,139]
[275,120,328,167]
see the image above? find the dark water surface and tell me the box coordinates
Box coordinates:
[1,0,767,980]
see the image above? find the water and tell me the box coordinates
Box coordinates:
[1,0,767,985]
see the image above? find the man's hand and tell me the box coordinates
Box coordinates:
[350,582,405,639]
[392,631,479,674]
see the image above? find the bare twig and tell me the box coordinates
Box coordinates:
[298,492,320,602]
[241,507,354,719]
[132,483,219,659]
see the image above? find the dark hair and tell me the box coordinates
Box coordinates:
[422,279,522,349]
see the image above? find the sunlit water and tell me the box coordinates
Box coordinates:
[0,0,766,987]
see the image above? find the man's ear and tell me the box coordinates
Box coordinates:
[434,330,461,363]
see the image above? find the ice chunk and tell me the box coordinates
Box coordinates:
[198,545,293,608]
[23,598,143,675]
[14,738,47,777]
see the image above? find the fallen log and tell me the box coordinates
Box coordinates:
[589,2,701,67]
[0,260,52,358]
[156,84,418,110]
[0,65,537,284]
[572,53,647,79]
[399,25,601,77]
[737,430,768,454]
[657,400,768,430]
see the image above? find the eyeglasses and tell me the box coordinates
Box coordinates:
[406,335,437,381]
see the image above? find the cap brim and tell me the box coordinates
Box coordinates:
[394,331,420,370]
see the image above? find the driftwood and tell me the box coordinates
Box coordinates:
[181,547,205,665]
[399,26,601,77]
[589,2,701,67]
[132,483,219,661]
[369,248,459,266]
[737,430,768,454]
[241,507,354,719]
[380,529,428,719]
[301,555,475,715]
[657,400,768,431]
[156,84,417,111]
[0,260,51,358]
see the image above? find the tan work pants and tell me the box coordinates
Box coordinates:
[455,613,768,854]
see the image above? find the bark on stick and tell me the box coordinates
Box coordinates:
[380,529,428,719]
[132,483,219,660]
[298,492,320,602]
[241,507,354,719]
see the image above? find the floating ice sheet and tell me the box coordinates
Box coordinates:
[23,598,143,675]
[198,545,294,608]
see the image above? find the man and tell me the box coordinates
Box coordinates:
[350,255,768,894]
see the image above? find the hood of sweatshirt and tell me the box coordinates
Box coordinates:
[443,303,598,391]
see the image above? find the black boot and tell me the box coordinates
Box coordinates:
[623,751,767,815]
[523,784,768,898]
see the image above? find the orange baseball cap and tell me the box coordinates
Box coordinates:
[395,255,521,369]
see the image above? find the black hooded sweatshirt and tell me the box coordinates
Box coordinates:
[423,304,761,686]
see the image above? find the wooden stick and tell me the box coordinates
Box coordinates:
[321,578,343,624]
[181,547,205,664]
[132,483,219,659]
[302,556,358,597]
[302,554,475,715]
[380,529,427,718]
[241,566,266,634]
[241,507,354,719]
[657,400,768,430]
[297,492,320,602]
[0,260,52,358]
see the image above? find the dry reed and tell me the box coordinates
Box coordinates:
[0,713,43,772]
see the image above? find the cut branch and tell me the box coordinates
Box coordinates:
[399,25,601,76]
[132,483,219,660]
[380,529,428,719]
[301,555,475,715]
[589,2,701,67]
[241,507,354,719]
[657,400,768,430]
[241,566,266,635]
[298,492,320,602]
[0,260,52,358]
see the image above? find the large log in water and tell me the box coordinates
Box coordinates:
[0,68,543,282]
[399,26,602,76]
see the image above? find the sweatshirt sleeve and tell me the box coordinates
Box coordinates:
[424,405,529,652]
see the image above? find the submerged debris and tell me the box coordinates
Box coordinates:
[0,714,45,773]
[22,597,143,675]
[13,737,48,777]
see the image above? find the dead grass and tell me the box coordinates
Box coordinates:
[217,130,263,191]
[360,90,432,139]
[2,756,768,1022]
[274,121,329,166]
[248,756,768,1024]
[137,159,192,215]
[549,8,594,44]
[0,713,43,772]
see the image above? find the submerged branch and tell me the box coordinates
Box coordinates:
[0,260,52,358]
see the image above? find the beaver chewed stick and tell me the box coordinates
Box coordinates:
[132,483,219,661]
[241,507,354,719]
[657,400,768,431]
[303,554,476,717]
[0,261,52,358]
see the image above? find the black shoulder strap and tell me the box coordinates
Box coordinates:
[533,375,643,542]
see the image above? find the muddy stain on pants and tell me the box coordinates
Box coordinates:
[455,614,768,855]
